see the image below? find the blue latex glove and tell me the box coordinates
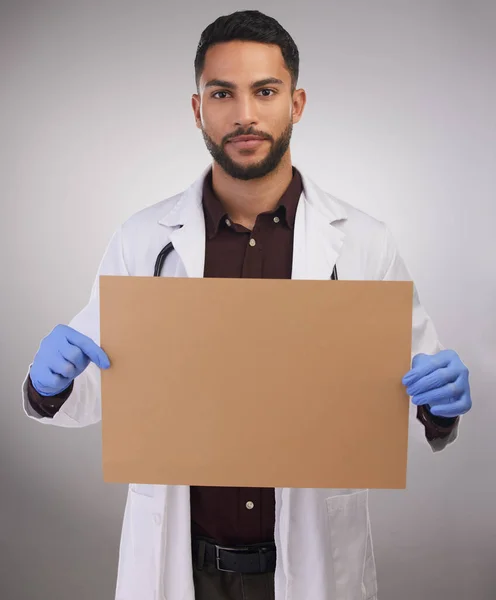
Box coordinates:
[30,325,110,396]
[402,349,472,419]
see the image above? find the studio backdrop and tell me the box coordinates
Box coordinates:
[1,1,495,599]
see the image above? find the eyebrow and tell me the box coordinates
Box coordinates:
[204,77,285,90]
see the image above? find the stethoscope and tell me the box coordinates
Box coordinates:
[154,241,338,280]
[154,241,174,277]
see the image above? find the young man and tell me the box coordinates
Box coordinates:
[23,10,471,600]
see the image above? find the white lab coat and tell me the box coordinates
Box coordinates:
[22,165,458,600]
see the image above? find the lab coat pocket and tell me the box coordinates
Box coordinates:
[326,490,376,600]
[115,486,162,600]
[129,483,155,497]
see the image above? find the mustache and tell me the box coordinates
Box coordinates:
[223,128,273,144]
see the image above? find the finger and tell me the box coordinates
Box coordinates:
[45,349,79,380]
[428,398,469,419]
[402,350,454,386]
[59,339,90,373]
[412,380,463,406]
[64,328,110,369]
[35,370,73,395]
[406,365,459,396]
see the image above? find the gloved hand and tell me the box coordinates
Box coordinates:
[30,324,110,396]
[402,349,472,419]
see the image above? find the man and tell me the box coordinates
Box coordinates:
[22,10,472,600]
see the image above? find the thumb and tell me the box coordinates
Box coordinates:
[64,327,111,370]
[411,353,430,369]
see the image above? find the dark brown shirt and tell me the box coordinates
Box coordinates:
[189,167,303,545]
[27,165,459,546]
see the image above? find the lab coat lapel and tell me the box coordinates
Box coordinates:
[159,168,209,278]
[292,173,347,280]
[168,212,205,279]
[158,165,348,282]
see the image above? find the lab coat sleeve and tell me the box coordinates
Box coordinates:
[21,225,130,428]
[378,224,459,452]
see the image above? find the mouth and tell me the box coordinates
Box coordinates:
[228,136,268,150]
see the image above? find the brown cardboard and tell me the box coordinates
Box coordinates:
[100,276,413,489]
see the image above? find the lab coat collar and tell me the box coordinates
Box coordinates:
[157,164,348,228]
[157,163,348,280]
[157,166,210,279]
[158,165,210,228]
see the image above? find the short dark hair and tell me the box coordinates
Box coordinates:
[194,10,299,92]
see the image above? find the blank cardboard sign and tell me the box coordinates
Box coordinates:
[100,277,413,489]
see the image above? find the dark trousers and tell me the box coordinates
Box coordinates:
[193,562,275,600]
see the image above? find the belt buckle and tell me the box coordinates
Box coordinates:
[214,544,249,573]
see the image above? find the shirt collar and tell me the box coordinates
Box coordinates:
[202,167,304,239]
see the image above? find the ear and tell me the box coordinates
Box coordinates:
[192,94,201,129]
[291,88,307,124]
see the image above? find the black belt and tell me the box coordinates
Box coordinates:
[192,537,276,574]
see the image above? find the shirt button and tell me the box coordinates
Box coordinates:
[249,238,256,247]
[273,216,280,224]
[225,218,232,227]
[246,501,255,510]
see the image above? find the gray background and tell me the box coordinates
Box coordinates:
[1,1,495,598]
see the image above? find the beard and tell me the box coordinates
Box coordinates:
[201,120,293,181]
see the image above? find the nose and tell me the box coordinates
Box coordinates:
[233,95,258,129]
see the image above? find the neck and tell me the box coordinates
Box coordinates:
[211,153,294,230]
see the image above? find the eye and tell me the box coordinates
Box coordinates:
[212,91,231,99]
[258,88,276,97]
[211,88,277,99]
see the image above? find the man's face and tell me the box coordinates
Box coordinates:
[192,41,305,181]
